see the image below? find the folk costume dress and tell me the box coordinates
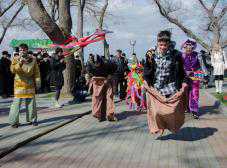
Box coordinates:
[181,40,201,116]
[126,63,146,111]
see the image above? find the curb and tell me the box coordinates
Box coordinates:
[0,110,91,159]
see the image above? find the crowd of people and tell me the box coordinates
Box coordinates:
[0,30,226,135]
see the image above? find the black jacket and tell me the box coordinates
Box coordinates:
[143,49,187,90]
[112,56,129,78]
[49,56,66,88]
[87,61,116,78]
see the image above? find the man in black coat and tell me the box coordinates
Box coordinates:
[68,54,85,104]
[49,48,66,108]
[38,52,51,93]
[112,50,129,100]
[0,51,14,97]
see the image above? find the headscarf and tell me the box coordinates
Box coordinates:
[181,39,197,50]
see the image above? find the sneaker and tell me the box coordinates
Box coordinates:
[32,122,38,126]
[107,115,118,122]
[98,118,106,122]
[54,101,62,108]
[11,124,19,128]
[192,112,199,119]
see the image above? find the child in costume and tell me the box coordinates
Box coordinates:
[181,39,202,119]
[126,55,146,111]
[143,30,188,135]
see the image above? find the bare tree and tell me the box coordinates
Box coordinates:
[75,0,86,66]
[27,0,75,95]
[153,0,227,51]
[0,0,18,17]
[27,0,69,44]
[26,0,102,95]
[92,0,110,59]
[0,0,25,44]
[48,0,59,21]
[0,5,24,44]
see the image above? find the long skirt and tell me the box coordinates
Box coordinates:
[188,80,200,113]
[144,82,188,134]
[89,77,115,120]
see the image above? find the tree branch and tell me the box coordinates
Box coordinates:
[98,0,108,29]
[0,4,24,44]
[218,6,227,20]
[222,40,227,48]
[81,0,86,10]
[154,0,210,50]
[0,0,18,17]
[59,0,72,36]
[210,0,219,12]
[197,0,210,14]
[27,0,67,43]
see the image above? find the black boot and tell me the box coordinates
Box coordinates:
[192,111,199,119]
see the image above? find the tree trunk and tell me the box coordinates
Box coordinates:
[76,7,84,63]
[98,0,109,59]
[76,0,86,72]
[58,0,74,96]
[27,0,66,44]
[27,0,74,96]
[59,0,72,35]
[104,39,110,59]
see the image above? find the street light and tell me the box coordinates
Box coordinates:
[130,40,136,54]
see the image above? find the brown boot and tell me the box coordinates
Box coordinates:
[107,115,118,122]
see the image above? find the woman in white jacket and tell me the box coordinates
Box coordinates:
[211,45,227,94]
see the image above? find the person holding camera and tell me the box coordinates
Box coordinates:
[9,44,40,128]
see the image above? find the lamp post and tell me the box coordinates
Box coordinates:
[130,40,136,54]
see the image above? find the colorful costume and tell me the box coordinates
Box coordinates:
[181,39,201,115]
[126,63,146,111]
[9,55,40,126]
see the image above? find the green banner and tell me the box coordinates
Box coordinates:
[10,39,53,49]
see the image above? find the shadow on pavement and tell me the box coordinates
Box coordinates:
[0,100,13,104]
[0,123,10,129]
[157,127,218,141]
[0,107,48,117]
[116,110,146,121]
[37,113,82,125]
[199,100,221,116]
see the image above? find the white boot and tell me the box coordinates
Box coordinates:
[219,80,223,94]
[215,80,219,93]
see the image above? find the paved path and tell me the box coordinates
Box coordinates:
[0,94,93,153]
[0,90,227,168]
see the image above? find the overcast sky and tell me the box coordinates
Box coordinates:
[0,0,226,60]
